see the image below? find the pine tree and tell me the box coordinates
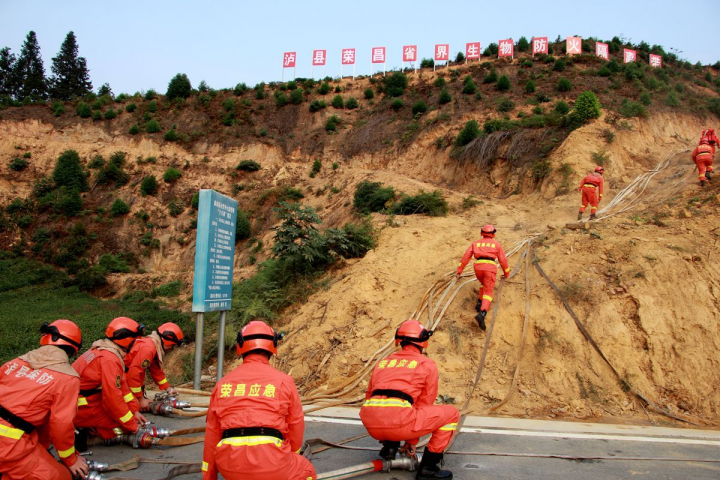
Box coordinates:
[14,31,48,101]
[50,31,92,100]
[0,47,17,98]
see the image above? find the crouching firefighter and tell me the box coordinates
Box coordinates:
[202,321,316,480]
[73,317,148,448]
[360,319,460,480]
[124,322,185,411]
[0,320,89,480]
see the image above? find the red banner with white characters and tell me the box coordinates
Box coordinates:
[649,54,662,68]
[435,44,449,61]
[312,50,326,66]
[371,47,386,64]
[283,52,296,68]
[624,48,636,63]
[595,42,609,60]
[566,36,582,55]
[403,45,417,62]
[466,42,481,59]
[498,39,514,58]
[532,37,548,55]
[341,48,356,65]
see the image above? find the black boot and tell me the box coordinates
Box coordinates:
[475,310,487,331]
[577,212,582,221]
[700,180,706,187]
[589,213,596,220]
[74,428,89,453]
[475,299,482,312]
[379,440,400,460]
[706,171,713,180]
[416,450,453,479]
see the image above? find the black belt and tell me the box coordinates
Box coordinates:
[372,389,414,405]
[222,427,284,440]
[79,387,102,397]
[475,257,495,261]
[0,404,36,434]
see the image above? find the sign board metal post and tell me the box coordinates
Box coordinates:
[192,189,238,389]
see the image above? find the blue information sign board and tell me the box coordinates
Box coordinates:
[192,190,238,312]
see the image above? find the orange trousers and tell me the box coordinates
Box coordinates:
[474,267,497,312]
[695,155,713,182]
[214,443,316,480]
[579,186,599,213]
[361,404,459,453]
[0,440,71,480]
[75,404,132,439]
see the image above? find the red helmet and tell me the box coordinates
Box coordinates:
[106,317,145,349]
[700,138,710,145]
[481,224,496,238]
[595,166,604,174]
[40,320,82,355]
[394,319,433,349]
[157,322,185,349]
[236,321,282,356]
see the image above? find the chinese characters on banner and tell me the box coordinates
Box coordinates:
[283,52,296,68]
[649,54,663,68]
[341,48,356,79]
[466,42,481,61]
[624,48,637,63]
[596,42,609,60]
[371,47,386,76]
[498,39,514,58]
[312,50,326,66]
[434,44,449,71]
[566,37,582,55]
[403,45,417,73]
[532,37,548,55]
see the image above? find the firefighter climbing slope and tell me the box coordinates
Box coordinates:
[360,319,459,480]
[0,320,89,480]
[456,224,510,330]
[202,320,316,480]
[124,322,185,412]
[73,317,148,447]
[577,166,605,221]
[693,136,715,187]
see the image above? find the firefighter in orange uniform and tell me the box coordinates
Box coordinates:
[73,317,147,445]
[577,166,605,221]
[0,320,89,480]
[202,321,316,480]
[692,139,714,186]
[360,319,459,480]
[456,224,510,330]
[124,322,185,411]
[700,128,719,156]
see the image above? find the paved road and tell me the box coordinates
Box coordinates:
[85,402,720,480]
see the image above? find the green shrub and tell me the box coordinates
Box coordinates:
[556,78,572,92]
[92,111,102,121]
[456,120,480,146]
[639,92,652,106]
[144,89,157,100]
[311,159,321,176]
[483,118,520,134]
[236,211,251,241]
[51,101,65,116]
[109,198,130,217]
[483,69,498,84]
[9,157,28,172]
[598,66,612,77]
[334,85,341,93]
[58,187,83,217]
[318,82,331,95]
[290,88,303,105]
[129,124,139,135]
[497,98,515,112]
[163,167,182,183]
[520,115,546,128]
[462,76,477,95]
[286,81,297,91]
[496,75,511,92]
[572,91,601,121]
[411,100,428,115]
[434,77,446,88]
[146,120,160,133]
[53,150,88,192]
[483,44,498,56]
[222,98,235,111]
[553,59,566,71]
[234,82,248,95]
[353,180,395,213]
[237,160,261,172]
[525,80,536,94]
[384,72,408,97]
[92,100,103,111]
[309,100,327,112]
[140,175,158,196]
[438,89,451,105]
[164,127,179,141]
[554,100,570,114]
[74,265,108,291]
[98,254,131,273]
[532,159,552,180]
[168,199,184,217]
[709,98,720,118]
[76,102,92,118]
[391,191,448,217]
[325,115,339,132]
[345,97,359,109]
[103,108,117,119]
[664,91,680,107]
[364,88,374,100]
[620,99,647,118]
[275,92,288,107]
[420,58,434,69]
[331,95,344,109]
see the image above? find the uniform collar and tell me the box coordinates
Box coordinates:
[242,353,270,365]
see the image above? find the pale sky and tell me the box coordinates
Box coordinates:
[1,0,718,95]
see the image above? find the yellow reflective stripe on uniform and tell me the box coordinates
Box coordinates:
[439,422,458,431]
[123,393,134,403]
[201,461,208,472]
[158,378,168,385]
[583,184,597,188]
[474,259,497,265]
[119,411,133,423]
[0,423,24,440]
[77,397,88,406]
[363,398,412,408]
[457,262,462,266]
[217,436,283,449]
[482,295,493,301]
[130,387,142,393]
[504,268,510,273]
[57,446,75,458]
[113,428,123,435]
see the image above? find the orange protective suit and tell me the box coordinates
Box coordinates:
[360,345,459,453]
[72,339,139,439]
[692,144,714,183]
[124,333,170,400]
[0,346,81,480]
[457,238,510,312]
[202,354,316,480]
[578,173,604,215]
